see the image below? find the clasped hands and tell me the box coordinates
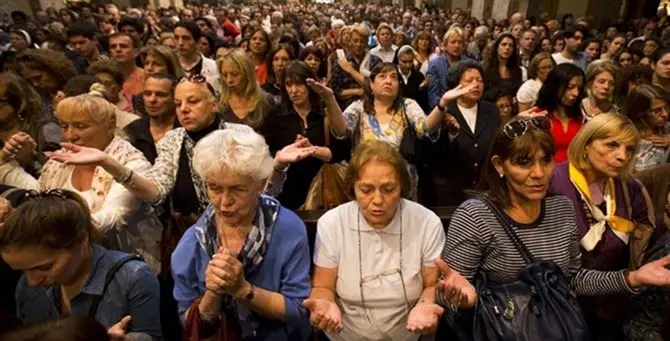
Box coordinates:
[205,247,251,300]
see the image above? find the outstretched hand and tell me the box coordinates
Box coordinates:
[306,78,335,99]
[435,258,477,310]
[46,142,108,166]
[628,255,670,288]
[407,302,444,334]
[274,139,318,169]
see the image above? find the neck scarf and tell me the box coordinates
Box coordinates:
[569,164,634,251]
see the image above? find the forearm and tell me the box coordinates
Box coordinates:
[324,96,348,137]
[240,285,286,321]
[198,290,224,317]
[309,287,336,302]
[424,106,446,132]
[418,285,436,303]
[314,147,333,162]
[346,69,366,86]
[101,155,160,203]
[340,88,363,99]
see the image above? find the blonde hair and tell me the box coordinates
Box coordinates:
[338,26,352,46]
[568,113,640,178]
[345,140,411,199]
[585,60,619,87]
[217,49,267,129]
[442,27,464,43]
[351,23,370,40]
[56,94,116,134]
[141,45,185,79]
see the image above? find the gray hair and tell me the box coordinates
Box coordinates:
[192,127,274,183]
[474,26,489,39]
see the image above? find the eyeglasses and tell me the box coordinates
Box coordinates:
[357,206,410,328]
[503,116,551,140]
[178,74,217,96]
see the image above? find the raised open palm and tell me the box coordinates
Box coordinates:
[47,142,107,166]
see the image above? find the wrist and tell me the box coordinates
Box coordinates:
[273,159,288,172]
[626,270,640,288]
[234,280,253,300]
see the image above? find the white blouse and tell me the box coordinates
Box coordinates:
[314,199,446,341]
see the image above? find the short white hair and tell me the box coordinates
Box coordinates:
[192,128,274,183]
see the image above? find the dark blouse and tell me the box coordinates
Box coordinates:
[328,53,364,110]
[172,117,221,217]
[482,66,524,102]
[123,116,180,164]
[262,105,350,210]
[220,96,276,132]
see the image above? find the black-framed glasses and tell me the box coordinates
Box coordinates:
[503,116,551,140]
[178,74,217,96]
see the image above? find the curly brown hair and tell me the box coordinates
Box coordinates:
[0,72,52,151]
[16,49,77,90]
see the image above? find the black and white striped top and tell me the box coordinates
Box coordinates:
[442,196,635,296]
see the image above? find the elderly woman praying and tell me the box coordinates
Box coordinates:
[171,128,312,341]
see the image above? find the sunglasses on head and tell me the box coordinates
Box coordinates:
[178,74,217,96]
[502,116,551,140]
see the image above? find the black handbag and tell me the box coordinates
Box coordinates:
[446,196,590,341]
[398,103,418,164]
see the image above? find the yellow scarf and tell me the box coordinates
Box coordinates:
[569,164,634,251]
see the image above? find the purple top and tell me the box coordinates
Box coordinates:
[550,163,663,271]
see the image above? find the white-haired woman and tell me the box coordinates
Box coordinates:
[172,128,312,341]
[0,94,163,273]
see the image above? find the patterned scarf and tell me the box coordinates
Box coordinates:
[182,119,227,213]
[194,195,280,339]
[569,164,634,251]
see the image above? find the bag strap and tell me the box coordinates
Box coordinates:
[621,180,633,220]
[477,195,536,265]
[401,102,415,137]
[88,254,144,317]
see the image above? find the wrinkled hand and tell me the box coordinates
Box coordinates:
[647,134,670,147]
[435,259,477,310]
[439,83,477,107]
[444,113,460,135]
[206,248,248,298]
[108,315,131,341]
[306,78,335,99]
[1,132,36,164]
[407,302,444,334]
[628,255,670,288]
[303,298,343,333]
[46,142,107,166]
[274,139,318,169]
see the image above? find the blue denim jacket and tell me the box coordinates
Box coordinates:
[15,244,162,341]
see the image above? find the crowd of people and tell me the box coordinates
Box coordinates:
[0,1,670,341]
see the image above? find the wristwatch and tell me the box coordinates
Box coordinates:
[244,284,255,301]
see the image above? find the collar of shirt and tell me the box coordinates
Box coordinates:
[183,54,204,75]
[351,201,403,234]
[400,69,411,84]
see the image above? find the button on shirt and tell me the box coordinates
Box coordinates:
[314,200,446,341]
[15,244,162,341]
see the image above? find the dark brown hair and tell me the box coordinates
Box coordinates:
[345,140,411,199]
[0,316,109,341]
[0,190,95,252]
[16,49,77,90]
[478,118,556,208]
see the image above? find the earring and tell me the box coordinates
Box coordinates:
[499,173,504,178]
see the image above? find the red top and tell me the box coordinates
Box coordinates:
[550,114,582,163]
[256,63,267,85]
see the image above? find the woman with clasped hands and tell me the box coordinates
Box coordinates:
[171,128,312,341]
[304,140,447,340]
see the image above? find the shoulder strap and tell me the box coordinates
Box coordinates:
[621,180,633,220]
[401,102,415,137]
[477,195,536,265]
[88,254,144,317]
